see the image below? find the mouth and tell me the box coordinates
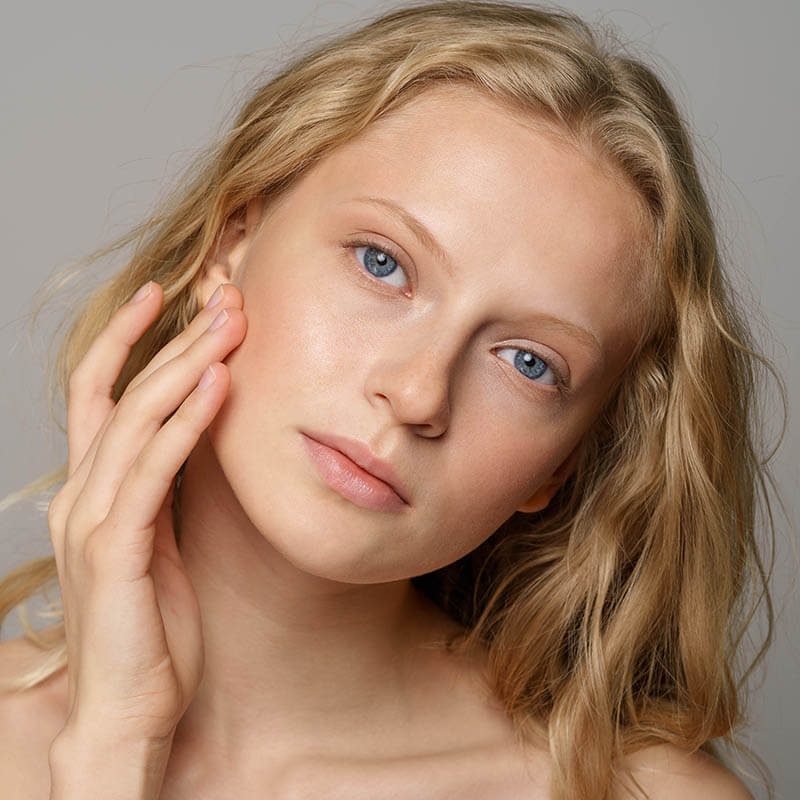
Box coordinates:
[300,431,410,512]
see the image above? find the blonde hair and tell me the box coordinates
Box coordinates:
[0,2,781,798]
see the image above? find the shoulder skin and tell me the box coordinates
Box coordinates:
[614,743,755,800]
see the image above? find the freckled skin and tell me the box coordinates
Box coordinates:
[197,84,647,584]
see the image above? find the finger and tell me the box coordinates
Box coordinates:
[124,283,243,395]
[67,282,164,476]
[66,283,242,477]
[89,361,231,581]
[59,284,242,527]
[66,306,246,541]
[55,282,165,567]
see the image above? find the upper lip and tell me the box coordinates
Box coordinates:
[303,431,410,504]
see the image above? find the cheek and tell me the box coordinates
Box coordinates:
[457,436,556,519]
[236,274,354,395]
[446,374,574,510]
[480,437,551,499]
[409,430,566,571]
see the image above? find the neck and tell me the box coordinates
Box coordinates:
[167,435,470,781]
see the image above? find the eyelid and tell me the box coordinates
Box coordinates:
[497,345,569,392]
[342,233,414,292]
[340,234,572,395]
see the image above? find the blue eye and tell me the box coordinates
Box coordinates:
[347,240,563,390]
[354,245,408,288]
[497,347,558,386]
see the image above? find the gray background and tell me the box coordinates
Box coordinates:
[1,1,796,796]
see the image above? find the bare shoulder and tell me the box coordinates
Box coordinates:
[614,743,754,800]
[421,737,753,800]
[0,627,69,799]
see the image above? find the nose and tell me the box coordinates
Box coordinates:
[364,330,456,438]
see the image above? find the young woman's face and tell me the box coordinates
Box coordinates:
[202,85,648,583]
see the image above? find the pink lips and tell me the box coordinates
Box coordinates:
[300,431,410,512]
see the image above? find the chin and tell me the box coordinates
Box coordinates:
[207,424,464,585]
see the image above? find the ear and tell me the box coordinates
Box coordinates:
[515,441,583,514]
[195,197,265,306]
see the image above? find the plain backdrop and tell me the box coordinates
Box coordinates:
[1,1,797,796]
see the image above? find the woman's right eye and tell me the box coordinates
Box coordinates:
[353,244,409,288]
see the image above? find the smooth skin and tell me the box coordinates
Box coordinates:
[47,283,248,794]
[1,85,753,799]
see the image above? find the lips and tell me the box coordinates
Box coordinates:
[301,430,410,505]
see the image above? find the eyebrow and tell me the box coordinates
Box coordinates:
[348,195,603,359]
[351,195,454,274]
[532,315,603,360]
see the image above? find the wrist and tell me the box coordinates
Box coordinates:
[49,728,174,800]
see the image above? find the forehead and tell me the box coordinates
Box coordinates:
[281,85,651,369]
[330,85,647,244]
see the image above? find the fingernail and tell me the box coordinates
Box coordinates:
[208,310,229,331]
[205,285,224,309]
[129,282,152,304]
[198,365,217,390]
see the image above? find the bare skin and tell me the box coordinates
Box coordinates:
[0,86,753,799]
[0,631,752,798]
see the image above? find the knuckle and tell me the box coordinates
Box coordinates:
[63,498,106,547]
[82,528,111,576]
[126,454,167,499]
[121,363,150,395]
[124,456,149,487]
[67,363,88,396]
[169,408,207,451]
[172,398,202,431]
[124,372,144,394]
[47,489,69,532]
[116,383,147,416]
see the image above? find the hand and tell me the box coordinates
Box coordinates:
[47,281,246,746]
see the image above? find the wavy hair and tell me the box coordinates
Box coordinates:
[0,2,781,798]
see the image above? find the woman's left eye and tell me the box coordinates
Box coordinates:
[496,348,559,386]
[348,242,561,390]
[353,244,409,288]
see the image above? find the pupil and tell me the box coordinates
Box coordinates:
[366,246,396,277]
[514,350,546,380]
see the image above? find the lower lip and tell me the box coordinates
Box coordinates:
[300,434,408,513]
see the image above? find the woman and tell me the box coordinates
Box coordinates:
[0,2,778,798]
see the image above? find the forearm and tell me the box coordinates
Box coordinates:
[48,730,174,800]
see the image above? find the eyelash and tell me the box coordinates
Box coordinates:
[340,235,569,393]
[344,235,410,286]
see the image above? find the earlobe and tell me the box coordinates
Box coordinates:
[195,197,265,306]
[516,440,583,514]
[516,482,561,514]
